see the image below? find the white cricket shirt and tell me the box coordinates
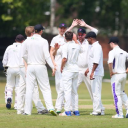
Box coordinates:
[88,41,104,77]
[62,41,82,72]
[50,34,65,67]
[77,39,91,73]
[22,34,54,69]
[108,46,128,73]
[19,37,31,67]
[2,43,22,68]
[77,28,98,73]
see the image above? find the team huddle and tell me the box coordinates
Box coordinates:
[2,19,128,118]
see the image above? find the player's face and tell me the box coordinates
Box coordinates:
[87,38,92,44]
[109,42,114,49]
[58,27,67,35]
[77,33,86,42]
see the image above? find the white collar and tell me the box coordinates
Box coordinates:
[78,39,87,45]
[92,41,99,46]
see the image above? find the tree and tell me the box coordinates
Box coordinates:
[0,0,50,37]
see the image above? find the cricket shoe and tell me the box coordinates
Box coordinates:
[14,106,17,110]
[112,114,124,118]
[73,111,80,116]
[56,111,61,115]
[6,98,12,109]
[126,113,128,118]
[17,110,24,115]
[101,110,105,115]
[22,113,30,116]
[59,111,72,116]
[90,112,101,116]
[49,109,57,116]
[71,111,74,115]
[38,109,49,114]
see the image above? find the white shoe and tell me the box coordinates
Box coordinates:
[17,111,24,115]
[112,114,124,118]
[101,110,105,115]
[90,112,101,116]
[14,107,17,110]
[59,112,67,116]
[71,111,74,116]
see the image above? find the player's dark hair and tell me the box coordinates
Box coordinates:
[65,31,73,41]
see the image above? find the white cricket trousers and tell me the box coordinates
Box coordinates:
[111,73,128,115]
[55,78,64,111]
[6,67,20,107]
[24,65,54,115]
[62,71,79,111]
[17,67,45,113]
[77,72,93,100]
[91,76,104,113]
[55,70,62,109]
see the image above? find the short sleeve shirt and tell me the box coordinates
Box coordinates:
[88,41,104,76]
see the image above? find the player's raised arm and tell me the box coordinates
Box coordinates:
[79,19,98,35]
[67,19,79,32]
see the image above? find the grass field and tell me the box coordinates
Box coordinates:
[0,81,128,128]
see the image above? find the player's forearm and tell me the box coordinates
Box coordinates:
[108,63,113,74]
[67,25,74,32]
[50,50,56,66]
[46,57,54,69]
[91,63,98,73]
[61,58,67,71]
[23,59,27,71]
[52,49,58,56]
[85,24,98,35]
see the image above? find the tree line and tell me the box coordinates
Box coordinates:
[1,0,128,37]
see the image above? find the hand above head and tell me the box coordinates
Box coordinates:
[78,19,87,27]
[71,19,79,27]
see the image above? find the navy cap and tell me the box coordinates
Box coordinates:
[15,34,25,42]
[59,23,67,28]
[109,37,119,44]
[34,24,44,32]
[85,31,96,38]
[77,28,86,34]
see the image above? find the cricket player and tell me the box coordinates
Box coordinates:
[59,31,82,116]
[85,32,104,116]
[50,23,67,111]
[68,19,98,103]
[2,34,25,109]
[108,37,128,118]
[22,24,57,116]
[17,26,48,115]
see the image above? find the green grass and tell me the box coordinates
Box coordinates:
[0,81,128,128]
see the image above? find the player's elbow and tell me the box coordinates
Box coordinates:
[63,58,67,62]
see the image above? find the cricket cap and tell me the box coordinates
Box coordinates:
[77,28,86,34]
[34,24,44,32]
[15,34,25,42]
[85,31,96,38]
[59,23,67,28]
[109,37,119,44]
